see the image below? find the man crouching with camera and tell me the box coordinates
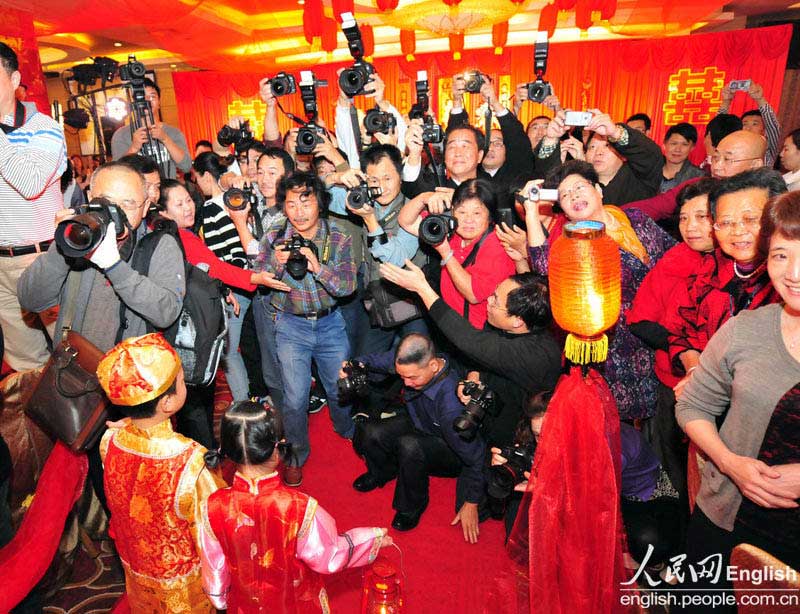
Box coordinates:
[341,333,487,542]
[254,172,356,488]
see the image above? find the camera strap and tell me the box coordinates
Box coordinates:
[482,107,492,154]
[1,100,27,134]
[349,104,362,153]
[460,227,492,320]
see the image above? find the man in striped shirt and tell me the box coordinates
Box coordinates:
[0,43,66,371]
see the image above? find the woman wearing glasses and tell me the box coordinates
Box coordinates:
[523,160,675,421]
[673,190,800,613]
[668,169,787,399]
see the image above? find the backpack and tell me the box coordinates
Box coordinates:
[122,219,228,387]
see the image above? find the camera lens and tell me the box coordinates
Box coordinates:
[223,189,248,211]
[64,223,94,251]
[300,131,315,146]
[272,80,286,95]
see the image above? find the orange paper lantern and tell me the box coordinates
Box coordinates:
[400,29,416,60]
[548,221,621,364]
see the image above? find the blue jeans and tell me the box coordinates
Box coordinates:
[275,309,353,466]
[252,295,285,411]
[224,291,252,401]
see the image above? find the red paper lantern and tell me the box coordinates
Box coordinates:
[332,0,354,18]
[400,29,416,61]
[575,0,593,30]
[361,23,375,57]
[449,32,464,60]
[321,16,339,52]
[548,221,621,364]
[361,558,403,613]
[600,0,616,20]
[538,3,558,38]
[492,21,508,54]
[303,0,324,44]
[556,0,577,10]
[375,0,399,10]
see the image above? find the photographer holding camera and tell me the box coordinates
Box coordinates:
[111,78,191,180]
[447,72,534,192]
[254,172,356,487]
[344,333,487,541]
[379,259,561,447]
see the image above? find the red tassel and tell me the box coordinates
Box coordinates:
[492,21,508,54]
[321,16,339,52]
[361,23,375,57]
[303,0,324,44]
[449,32,464,60]
[538,3,558,38]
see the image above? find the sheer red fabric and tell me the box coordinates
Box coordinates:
[0,442,88,612]
[501,367,634,614]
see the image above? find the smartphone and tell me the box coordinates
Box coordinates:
[564,111,593,126]
[497,208,515,228]
[729,79,751,92]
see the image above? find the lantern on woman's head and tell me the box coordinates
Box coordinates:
[548,220,621,364]
[361,557,403,613]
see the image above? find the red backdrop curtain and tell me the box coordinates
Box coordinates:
[0,7,51,116]
[173,25,791,164]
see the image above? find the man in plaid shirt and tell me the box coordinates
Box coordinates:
[256,172,356,487]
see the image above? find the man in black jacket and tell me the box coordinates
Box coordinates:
[534,109,664,205]
[379,261,562,447]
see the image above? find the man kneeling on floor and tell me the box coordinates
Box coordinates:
[343,333,487,542]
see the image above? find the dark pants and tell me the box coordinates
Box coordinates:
[357,315,429,356]
[176,384,215,449]
[674,507,800,613]
[359,414,464,514]
[621,496,683,567]
[240,301,268,398]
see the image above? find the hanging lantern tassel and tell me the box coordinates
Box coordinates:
[492,21,508,55]
[450,32,464,61]
[548,221,621,365]
[400,29,416,61]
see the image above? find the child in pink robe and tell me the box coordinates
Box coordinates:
[199,401,391,613]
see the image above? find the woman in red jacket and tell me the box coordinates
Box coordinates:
[156,180,290,294]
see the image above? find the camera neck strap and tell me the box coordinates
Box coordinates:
[349,104,362,153]
[1,100,27,134]
[482,107,492,154]
[460,227,492,320]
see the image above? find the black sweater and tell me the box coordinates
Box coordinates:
[428,298,562,446]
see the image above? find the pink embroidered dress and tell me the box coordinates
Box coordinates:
[199,471,387,613]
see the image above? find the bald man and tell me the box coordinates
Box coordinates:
[710,130,767,179]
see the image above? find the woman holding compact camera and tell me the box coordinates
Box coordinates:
[398,178,516,330]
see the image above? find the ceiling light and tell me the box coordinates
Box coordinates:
[170,63,177,68]
[114,42,123,47]
[297,0,305,4]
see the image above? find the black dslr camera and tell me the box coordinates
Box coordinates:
[409,71,444,144]
[338,360,370,404]
[223,183,258,212]
[296,70,328,155]
[338,12,376,97]
[420,212,457,246]
[269,72,296,97]
[363,108,397,135]
[463,71,485,94]
[453,381,494,441]
[118,55,149,117]
[280,235,319,279]
[55,197,130,258]
[523,32,552,104]
[217,120,254,150]
[347,181,382,209]
[118,55,146,84]
[487,442,536,499]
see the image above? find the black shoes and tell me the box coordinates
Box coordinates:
[308,394,326,414]
[391,505,426,532]
[353,472,384,493]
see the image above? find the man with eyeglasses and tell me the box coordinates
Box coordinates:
[18,161,186,511]
[710,130,766,179]
[111,78,191,180]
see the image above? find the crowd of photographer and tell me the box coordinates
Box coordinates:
[3,16,800,608]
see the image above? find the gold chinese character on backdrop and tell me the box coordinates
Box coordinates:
[226,99,267,142]
[663,67,726,126]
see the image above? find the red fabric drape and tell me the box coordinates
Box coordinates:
[0,7,50,116]
[504,367,631,614]
[173,25,791,165]
[0,442,88,612]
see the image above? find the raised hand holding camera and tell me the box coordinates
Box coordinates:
[338,13,375,97]
[88,221,121,270]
